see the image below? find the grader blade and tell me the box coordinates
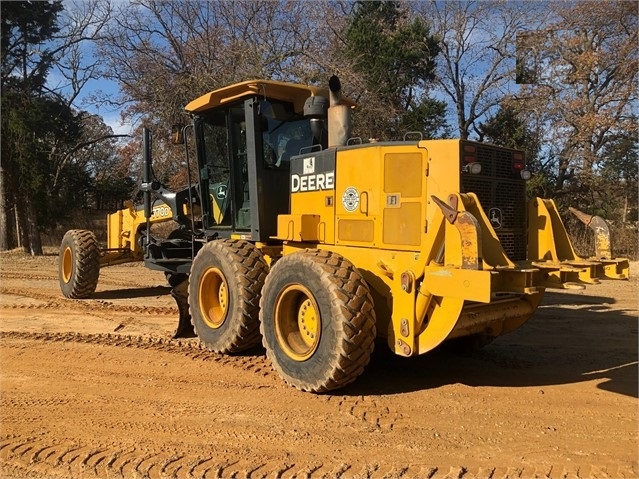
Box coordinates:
[171,279,195,338]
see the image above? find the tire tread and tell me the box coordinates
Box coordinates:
[59,229,100,299]
[189,240,268,353]
[261,249,376,392]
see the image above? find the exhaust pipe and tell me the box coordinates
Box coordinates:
[328,75,342,107]
[327,75,352,147]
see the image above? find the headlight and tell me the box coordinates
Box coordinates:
[463,162,482,174]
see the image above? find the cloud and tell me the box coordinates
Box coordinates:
[101,112,132,136]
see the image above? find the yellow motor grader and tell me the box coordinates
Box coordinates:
[59,76,629,392]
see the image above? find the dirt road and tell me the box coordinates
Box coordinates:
[0,250,637,479]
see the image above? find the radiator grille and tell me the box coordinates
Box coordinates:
[460,142,527,261]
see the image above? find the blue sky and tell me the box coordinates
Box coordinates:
[47,56,132,135]
[46,0,133,137]
[83,88,130,136]
[64,74,132,136]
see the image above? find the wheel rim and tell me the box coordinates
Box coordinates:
[274,284,321,361]
[61,246,73,283]
[198,267,228,328]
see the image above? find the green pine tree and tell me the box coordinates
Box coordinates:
[1,0,79,254]
[343,1,448,139]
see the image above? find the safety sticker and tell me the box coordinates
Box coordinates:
[342,187,360,212]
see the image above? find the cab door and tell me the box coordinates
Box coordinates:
[195,103,249,233]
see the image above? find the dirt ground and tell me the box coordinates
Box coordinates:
[0,249,636,479]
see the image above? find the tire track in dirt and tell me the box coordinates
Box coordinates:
[0,287,177,316]
[2,258,637,478]
[0,330,273,375]
[1,434,636,479]
[331,395,404,432]
[0,271,58,282]
[0,270,164,289]
[3,333,636,479]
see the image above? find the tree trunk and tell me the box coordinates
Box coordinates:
[14,208,20,249]
[0,164,8,251]
[622,193,628,223]
[15,200,27,252]
[23,195,43,256]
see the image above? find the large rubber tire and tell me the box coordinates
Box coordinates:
[260,250,376,393]
[58,229,100,299]
[188,239,268,353]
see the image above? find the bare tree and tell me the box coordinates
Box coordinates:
[46,0,113,106]
[92,0,353,187]
[514,1,638,204]
[416,0,549,139]
[96,0,323,129]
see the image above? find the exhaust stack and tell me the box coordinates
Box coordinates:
[327,75,352,147]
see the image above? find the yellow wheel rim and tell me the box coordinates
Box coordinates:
[274,284,321,361]
[198,267,228,329]
[61,246,73,283]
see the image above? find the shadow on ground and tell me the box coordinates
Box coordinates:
[342,290,638,398]
[91,285,172,300]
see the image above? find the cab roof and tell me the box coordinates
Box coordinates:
[185,79,355,113]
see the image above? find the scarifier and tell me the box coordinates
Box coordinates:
[59,76,629,392]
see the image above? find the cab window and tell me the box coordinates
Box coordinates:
[258,99,313,168]
[198,104,249,229]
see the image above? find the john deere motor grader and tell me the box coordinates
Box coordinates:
[59,76,629,392]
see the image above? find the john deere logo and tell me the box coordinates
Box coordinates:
[216,185,227,199]
[303,157,315,174]
[489,208,502,229]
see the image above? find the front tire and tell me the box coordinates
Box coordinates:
[189,240,268,353]
[260,250,376,393]
[58,229,100,299]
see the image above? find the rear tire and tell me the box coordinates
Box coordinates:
[58,229,100,299]
[260,250,376,393]
[189,240,268,353]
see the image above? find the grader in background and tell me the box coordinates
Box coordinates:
[59,76,629,392]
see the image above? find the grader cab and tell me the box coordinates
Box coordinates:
[59,76,629,392]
